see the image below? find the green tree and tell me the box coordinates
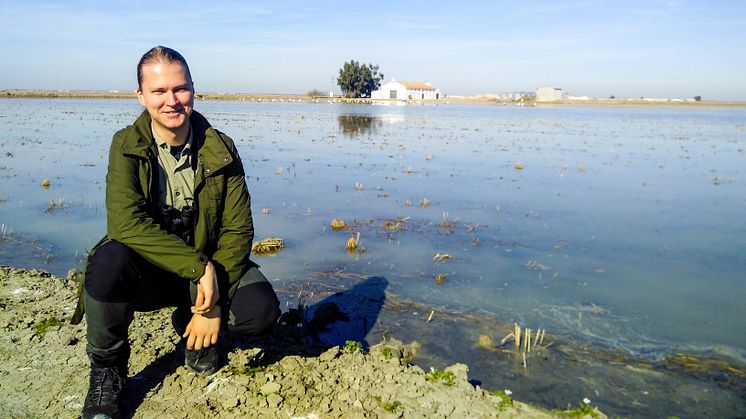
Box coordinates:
[337,60,383,98]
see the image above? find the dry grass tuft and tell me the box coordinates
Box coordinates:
[251,237,285,255]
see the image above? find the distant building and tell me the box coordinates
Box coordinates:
[535,86,563,102]
[372,79,441,100]
[496,91,535,101]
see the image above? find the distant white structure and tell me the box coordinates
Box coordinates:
[535,86,563,102]
[492,91,535,101]
[372,79,441,100]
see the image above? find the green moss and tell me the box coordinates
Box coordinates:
[493,390,513,409]
[425,368,455,386]
[344,340,363,353]
[226,365,264,377]
[32,317,63,335]
[374,396,401,413]
[382,400,401,412]
[382,347,393,359]
[554,402,599,418]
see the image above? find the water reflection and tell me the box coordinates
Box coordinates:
[337,114,382,137]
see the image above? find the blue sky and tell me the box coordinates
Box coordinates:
[1,0,744,100]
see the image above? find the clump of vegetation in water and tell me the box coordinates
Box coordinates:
[1,224,14,241]
[345,232,361,251]
[425,367,455,386]
[45,198,66,213]
[33,317,63,335]
[251,237,285,255]
[330,218,347,231]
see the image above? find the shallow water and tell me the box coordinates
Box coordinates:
[1,99,745,415]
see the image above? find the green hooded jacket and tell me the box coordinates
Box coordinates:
[71,109,257,324]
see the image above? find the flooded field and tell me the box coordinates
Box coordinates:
[1,99,744,417]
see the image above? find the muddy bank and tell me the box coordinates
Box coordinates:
[0,265,605,418]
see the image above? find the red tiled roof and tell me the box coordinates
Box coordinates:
[399,81,436,90]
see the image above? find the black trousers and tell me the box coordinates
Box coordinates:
[83,240,280,367]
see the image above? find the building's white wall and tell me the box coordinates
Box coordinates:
[536,86,563,102]
[372,80,442,101]
[405,88,440,100]
[372,81,407,100]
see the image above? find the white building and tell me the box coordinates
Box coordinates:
[535,86,563,102]
[372,79,441,101]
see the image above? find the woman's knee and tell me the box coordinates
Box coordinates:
[227,281,280,336]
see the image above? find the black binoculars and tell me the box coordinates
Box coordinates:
[160,204,196,245]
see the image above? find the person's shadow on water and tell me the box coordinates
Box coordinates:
[249,275,389,356]
[302,275,388,350]
[121,276,388,417]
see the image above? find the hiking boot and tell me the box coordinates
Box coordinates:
[82,365,126,419]
[185,346,219,375]
[173,307,220,375]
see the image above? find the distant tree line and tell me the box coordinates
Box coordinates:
[307,89,326,97]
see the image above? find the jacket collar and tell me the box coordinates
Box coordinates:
[121,110,233,175]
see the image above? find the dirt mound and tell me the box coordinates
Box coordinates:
[0,265,602,418]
